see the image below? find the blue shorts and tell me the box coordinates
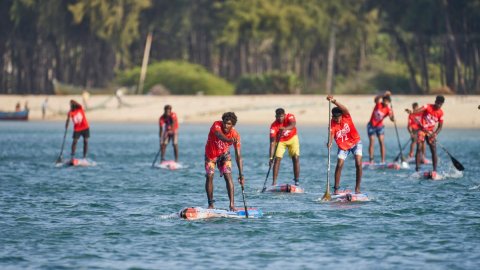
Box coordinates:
[337,141,363,160]
[367,122,384,136]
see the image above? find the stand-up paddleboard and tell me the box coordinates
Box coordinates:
[407,157,431,164]
[155,160,183,170]
[265,183,304,193]
[362,161,409,170]
[178,207,263,220]
[55,158,97,167]
[421,171,443,180]
[327,189,370,202]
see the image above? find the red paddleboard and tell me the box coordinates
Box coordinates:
[156,160,182,170]
[178,207,263,220]
[362,161,406,170]
[330,190,370,202]
[265,184,304,193]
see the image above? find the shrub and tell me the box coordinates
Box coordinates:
[116,61,234,95]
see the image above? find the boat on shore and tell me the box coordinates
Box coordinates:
[0,109,29,121]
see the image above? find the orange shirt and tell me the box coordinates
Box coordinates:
[331,113,361,151]
[422,104,443,131]
[69,107,89,131]
[408,112,423,130]
[205,121,241,160]
[159,112,179,132]
[270,113,297,142]
[369,102,392,127]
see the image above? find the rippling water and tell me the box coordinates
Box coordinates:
[1,122,479,269]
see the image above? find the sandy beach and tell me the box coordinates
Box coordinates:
[1,94,479,128]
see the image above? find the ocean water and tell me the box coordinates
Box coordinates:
[1,122,479,270]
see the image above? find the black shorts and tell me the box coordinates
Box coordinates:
[73,128,90,139]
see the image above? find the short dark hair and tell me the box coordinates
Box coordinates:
[412,102,418,107]
[332,107,342,117]
[383,95,391,102]
[164,104,172,110]
[222,112,237,125]
[275,108,285,116]
[435,95,445,103]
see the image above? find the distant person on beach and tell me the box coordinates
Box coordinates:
[406,102,427,163]
[15,102,21,112]
[327,95,363,194]
[41,97,48,119]
[24,101,28,111]
[66,100,90,161]
[115,88,124,108]
[82,90,90,110]
[406,95,445,178]
[269,108,300,186]
[205,112,244,211]
[367,90,394,164]
[159,105,179,162]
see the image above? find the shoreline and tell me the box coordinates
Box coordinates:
[1,94,479,128]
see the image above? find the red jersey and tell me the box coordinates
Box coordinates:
[330,113,361,151]
[69,107,89,131]
[159,112,179,132]
[408,112,423,130]
[369,102,392,127]
[205,121,241,160]
[270,113,297,142]
[421,104,444,131]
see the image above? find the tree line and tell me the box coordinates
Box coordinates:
[0,0,479,95]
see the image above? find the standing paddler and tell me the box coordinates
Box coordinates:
[326,96,363,195]
[204,112,244,211]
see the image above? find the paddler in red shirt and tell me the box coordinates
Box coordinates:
[406,95,445,177]
[269,108,301,186]
[205,112,244,211]
[327,96,363,195]
[367,91,394,164]
[406,102,426,163]
[159,105,179,162]
[66,100,90,161]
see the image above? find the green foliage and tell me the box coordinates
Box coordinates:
[335,57,411,94]
[236,72,300,94]
[116,61,234,95]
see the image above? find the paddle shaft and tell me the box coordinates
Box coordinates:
[241,184,248,218]
[390,101,405,162]
[322,100,332,201]
[234,145,248,218]
[394,139,410,162]
[261,133,282,192]
[151,148,161,168]
[56,121,69,163]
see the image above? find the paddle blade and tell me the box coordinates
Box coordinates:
[55,155,63,164]
[321,188,331,201]
[450,156,465,171]
[261,187,267,193]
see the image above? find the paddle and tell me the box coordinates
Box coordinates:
[390,98,407,165]
[235,145,248,218]
[437,142,464,171]
[55,120,69,164]
[321,100,332,201]
[151,148,161,168]
[393,139,410,162]
[409,113,465,171]
[240,183,249,218]
[261,133,282,192]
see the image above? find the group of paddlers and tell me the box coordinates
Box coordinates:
[64,93,445,210]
